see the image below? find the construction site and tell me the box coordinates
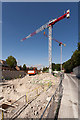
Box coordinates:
[1,1,79,119]
[0,6,70,119]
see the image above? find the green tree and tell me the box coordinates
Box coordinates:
[55,64,60,71]
[23,64,26,71]
[6,56,17,68]
[63,59,72,73]
[52,63,60,71]
[63,42,80,73]
[78,42,80,51]
[79,32,80,41]
[52,63,55,71]
[71,50,80,67]
[42,67,49,72]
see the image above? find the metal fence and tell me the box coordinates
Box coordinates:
[2,95,26,119]
[39,73,64,119]
[2,82,52,119]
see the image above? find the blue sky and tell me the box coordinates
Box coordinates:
[2,2,78,67]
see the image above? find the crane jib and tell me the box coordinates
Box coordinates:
[21,10,70,41]
[31,31,36,36]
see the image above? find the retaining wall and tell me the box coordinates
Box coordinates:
[2,70,26,80]
[73,66,80,78]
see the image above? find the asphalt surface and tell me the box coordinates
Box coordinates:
[58,73,79,119]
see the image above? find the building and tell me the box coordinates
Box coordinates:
[0,60,20,71]
[0,60,8,67]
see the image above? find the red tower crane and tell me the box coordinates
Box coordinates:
[21,10,70,73]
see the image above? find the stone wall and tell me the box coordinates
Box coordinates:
[73,66,80,78]
[2,70,26,80]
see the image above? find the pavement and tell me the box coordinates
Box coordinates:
[58,73,78,119]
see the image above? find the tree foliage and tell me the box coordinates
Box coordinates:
[23,64,26,71]
[42,67,49,72]
[63,42,80,73]
[63,59,72,73]
[52,63,55,71]
[52,63,60,71]
[6,56,17,68]
[55,64,60,71]
[78,42,80,51]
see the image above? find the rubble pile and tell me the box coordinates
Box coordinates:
[0,73,60,118]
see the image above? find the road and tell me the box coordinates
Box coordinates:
[58,73,79,119]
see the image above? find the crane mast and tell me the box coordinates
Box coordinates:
[43,32,66,71]
[49,25,52,73]
[21,10,70,73]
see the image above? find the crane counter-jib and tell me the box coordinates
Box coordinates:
[49,10,70,26]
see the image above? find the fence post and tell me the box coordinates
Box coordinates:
[36,88,38,96]
[48,82,49,87]
[44,85,45,92]
[26,93,28,103]
[2,110,4,120]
